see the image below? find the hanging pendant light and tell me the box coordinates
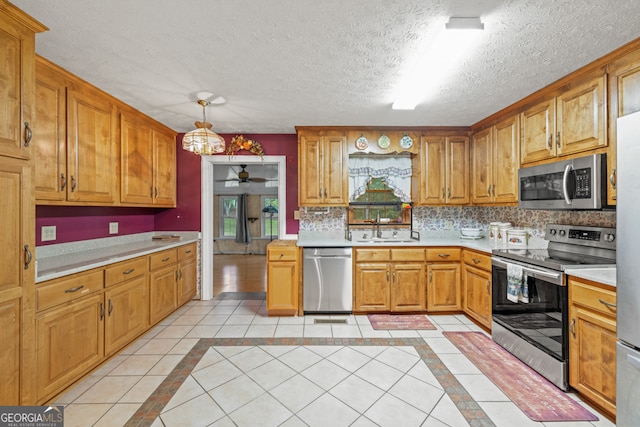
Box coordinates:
[182,99,225,155]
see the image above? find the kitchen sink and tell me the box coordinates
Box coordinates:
[356,238,418,244]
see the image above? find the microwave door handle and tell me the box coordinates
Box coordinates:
[562,164,573,205]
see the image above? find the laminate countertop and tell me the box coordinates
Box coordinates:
[36,232,200,283]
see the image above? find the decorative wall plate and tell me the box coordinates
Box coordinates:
[399,133,413,149]
[355,134,368,150]
[377,134,390,149]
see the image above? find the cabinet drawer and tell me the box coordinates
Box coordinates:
[149,249,177,270]
[427,248,461,262]
[37,270,104,312]
[178,243,198,261]
[105,257,147,287]
[355,248,390,262]
[569,278,616,317]
[462,250,491,271]
[391,248,425,262]
[268,247,297,261]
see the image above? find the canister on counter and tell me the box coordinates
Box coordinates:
[497,222,512,243]
[489,222,501,242]
[507,228,529,247]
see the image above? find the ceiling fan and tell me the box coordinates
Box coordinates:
[217,164,270,183]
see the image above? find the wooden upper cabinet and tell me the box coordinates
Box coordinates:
[298,130,348,206]
[606,48,640,205]
[0,9,44,160]
[66,85,118,204]
[34,58,67,201]
[556,74,606,156]
[152,128,177,207]
[473,116,519,204]
[520,98,556,164]
[414,134,469,205]
[521,74,606,165]
[120,113,153,205]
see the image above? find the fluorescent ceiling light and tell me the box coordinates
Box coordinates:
[392,17,484,110]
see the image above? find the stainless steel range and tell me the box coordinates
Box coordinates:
[491,224,616,390]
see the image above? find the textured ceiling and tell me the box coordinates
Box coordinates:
[13,0,640,134]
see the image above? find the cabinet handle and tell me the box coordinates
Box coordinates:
[472,258,481,264]
[429,271,433,283]
[155,187,158,198]
[447,188,451,199]
[386,271,390,282]
[24,244,32,270]
[486,280,490,294]
[570,318,576,338]
[186,250,192,254]
[60,173,67,190]
[108,299,113,316]
[487,185,491,196]
[150,185,154,198]
[162,257,170,262]
[492,184,496,196]
[123,268,135,275]
[392,271,396,283]
[70,175,76,192]
[24,122,32,147]
[179,269,183,279]
[437,253,450,258]
[609,168,616,190]
[598,299,616,309]
[547,134,552,149]
[64,285,84,293]
[100,303,105,321]
[556,131,561,148]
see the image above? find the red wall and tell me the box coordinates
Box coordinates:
[36,133,299,245]
[155,133,299,234]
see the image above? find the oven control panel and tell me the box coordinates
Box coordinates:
[545,224,616,250]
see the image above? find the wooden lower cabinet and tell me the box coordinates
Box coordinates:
[178,243,198,306]
[427,263,461,311]
[149,248,178,325]
[354,248,426,313]
[266,240,299,316]
[36,293,104,403]
[0,298,21,404]
[462,250,492,329]
[568,277,616,417]
[104,276,149,357]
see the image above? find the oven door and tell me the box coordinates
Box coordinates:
[491,257,568,362]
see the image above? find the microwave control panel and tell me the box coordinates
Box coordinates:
[574,168,591,198]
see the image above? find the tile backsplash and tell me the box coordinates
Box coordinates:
[299,206,616,239]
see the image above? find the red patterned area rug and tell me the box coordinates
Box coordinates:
[368,314,436,330]
[444,331,598,422]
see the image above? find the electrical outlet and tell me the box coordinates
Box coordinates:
[42,225,56,241]
[293,210,300,220]
[445,220,454,230]
[109,222,119,234]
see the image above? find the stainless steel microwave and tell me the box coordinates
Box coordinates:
[518,153,609,210]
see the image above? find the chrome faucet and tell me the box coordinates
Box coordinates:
[375,211,382,238]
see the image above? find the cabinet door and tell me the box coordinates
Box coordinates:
[463,265,492,329]
[66,87,117,203]
[354,263,390,312]
[298,133,323,205]
[493,116,520,203]
[391,263,426,312]
[417,136,445,204]
[153,128,177,206]
[34,58,67,201]
[323,135,348,205]
[445,136,469,204]
[521,99,556,164]
[36,293,104,403]
[0,13,35,160]
[471,128,492,204]
[569,307,617,415]
[556,75,606,156]
[120,114,153,204]
[427,263,461,311]
[149,265,177,325]
[607,50,640,205]
[0,157,35,405]
[104,276,149,357]
[266,261,298,315]
[177,256,198,306]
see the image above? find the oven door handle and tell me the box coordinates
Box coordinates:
[492,257,563,284]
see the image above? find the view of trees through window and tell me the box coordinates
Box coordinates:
[219,195,279,239]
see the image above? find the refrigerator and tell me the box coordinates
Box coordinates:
[616,110,640,425]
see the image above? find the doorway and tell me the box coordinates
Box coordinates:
[201,155,287,300]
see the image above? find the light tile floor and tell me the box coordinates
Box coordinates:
[51,298,615,427]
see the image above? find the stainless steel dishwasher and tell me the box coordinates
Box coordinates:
[303,247,352,313]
